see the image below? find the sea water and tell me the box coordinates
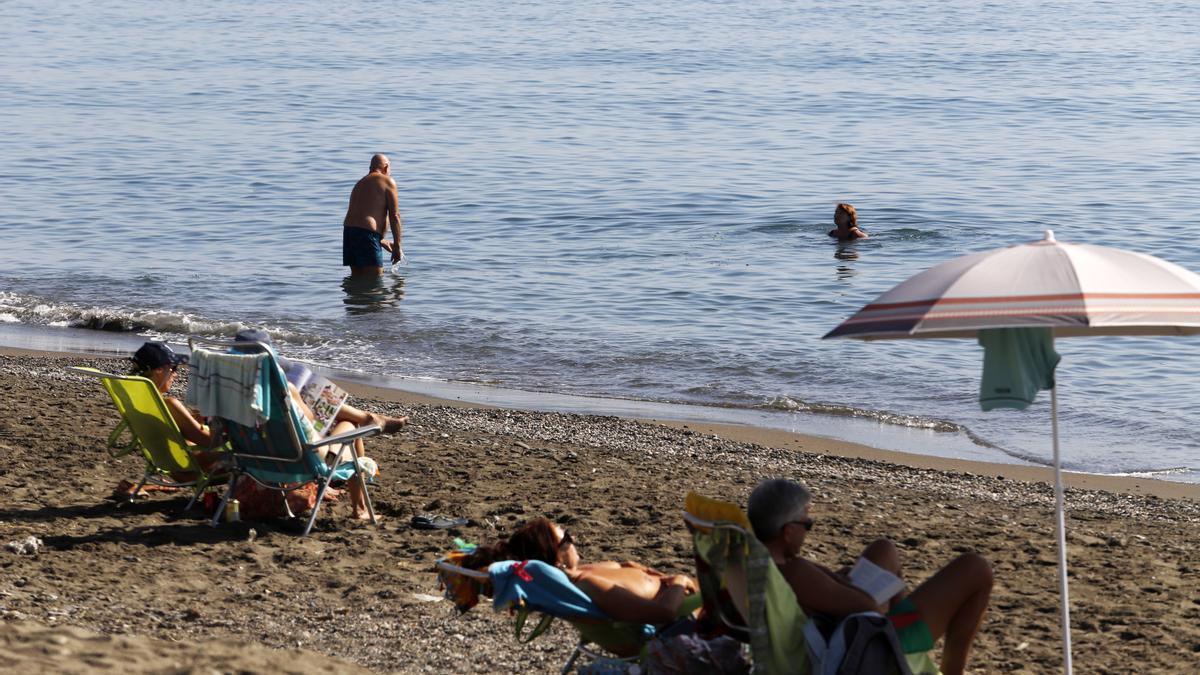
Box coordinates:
[2,0,1198,481]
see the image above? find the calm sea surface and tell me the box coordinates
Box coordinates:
[2,1,1199,480]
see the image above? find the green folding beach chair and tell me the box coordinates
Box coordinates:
[70,366,225,509]
[685,492,810,674]
[684,493,936,675]
[187,337,381,536]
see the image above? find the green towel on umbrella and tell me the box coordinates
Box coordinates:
[978,327,1061,411]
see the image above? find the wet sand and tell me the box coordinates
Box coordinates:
[1,349,1198,673]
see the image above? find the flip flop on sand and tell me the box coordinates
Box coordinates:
[411,514,468,530]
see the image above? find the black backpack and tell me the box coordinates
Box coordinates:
[804,612,914,675]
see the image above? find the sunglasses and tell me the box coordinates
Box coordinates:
[788,517,815,532]
[558,530,574,549]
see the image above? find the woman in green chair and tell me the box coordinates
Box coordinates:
[461,516,699,625]
[131,341,221,468]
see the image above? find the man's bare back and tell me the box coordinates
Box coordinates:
[342,153,402,274]
[344,173,396,234]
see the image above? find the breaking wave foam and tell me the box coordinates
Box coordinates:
[0,292,280,344]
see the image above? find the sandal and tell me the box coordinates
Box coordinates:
[411,514,468,530]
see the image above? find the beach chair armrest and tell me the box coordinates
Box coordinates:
[308,423,382,450]
[105,419,138,458]
[435,560,491,580]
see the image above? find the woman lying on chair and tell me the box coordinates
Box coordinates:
[461,516,699,625]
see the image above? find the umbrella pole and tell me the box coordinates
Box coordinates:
[1051,384,1073,674]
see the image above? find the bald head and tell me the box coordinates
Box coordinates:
[370,154,390,172]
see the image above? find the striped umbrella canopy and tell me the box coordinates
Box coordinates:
[824,230,1200,340]
[824,230,1200,675]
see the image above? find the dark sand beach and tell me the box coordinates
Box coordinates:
[1,349,1198,673]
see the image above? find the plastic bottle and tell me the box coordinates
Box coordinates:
[390,249,408,273]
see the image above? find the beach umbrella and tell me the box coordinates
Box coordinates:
[823,230,1200,674]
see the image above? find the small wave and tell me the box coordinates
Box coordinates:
[756,396,1192,476]
[759,394,1035,463]
[760,395,962,433]
[1109,466,1194,479]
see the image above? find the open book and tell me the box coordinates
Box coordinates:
[847,557,906,606]
[285,364,349,436]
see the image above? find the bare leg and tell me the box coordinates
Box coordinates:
[349,470,375,521]
[346,472,371,519]
[860,538,901,576]
[335,402,408,434]
[859,538,903,611]
[336,404,371,425]
[907,553,993,675]
[328,421,371,519]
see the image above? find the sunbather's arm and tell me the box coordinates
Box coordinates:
[779,557,877,618]
[583,562,692,590]
[582,560,659,574]
[164,397,213,447]
[386,177,402,262]
[617,560,668,576]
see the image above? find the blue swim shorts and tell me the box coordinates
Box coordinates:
[343,227,384,268]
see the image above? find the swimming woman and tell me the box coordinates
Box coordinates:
[828,203,869,240]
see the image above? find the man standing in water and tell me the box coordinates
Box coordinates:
[343,154,402,276]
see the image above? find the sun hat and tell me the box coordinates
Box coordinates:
[131,341,188,371]
[233,327,292,371]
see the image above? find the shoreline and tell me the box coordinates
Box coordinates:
[341,374,1200,502]
[3,322,1196,493]
[1,350,1199,672]
[9,343,1188,502]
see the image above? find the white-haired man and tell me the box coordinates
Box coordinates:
[748,478,992,675]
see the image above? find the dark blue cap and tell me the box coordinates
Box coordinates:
[132,341,188,371]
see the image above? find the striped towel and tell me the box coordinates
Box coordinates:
[185,349,269,427]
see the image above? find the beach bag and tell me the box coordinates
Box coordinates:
[643,632,749,675]
[227,479,327,520]
[804,612,912,675]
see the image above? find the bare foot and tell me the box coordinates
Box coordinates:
[352,510,380,522]
[370,413,409,434]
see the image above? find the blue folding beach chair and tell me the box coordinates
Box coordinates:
[436,557,654,674]
[187,336,381,536]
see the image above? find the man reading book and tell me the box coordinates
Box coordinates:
[747,478,992,675]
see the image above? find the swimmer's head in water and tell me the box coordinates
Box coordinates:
[834,203,858,230]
